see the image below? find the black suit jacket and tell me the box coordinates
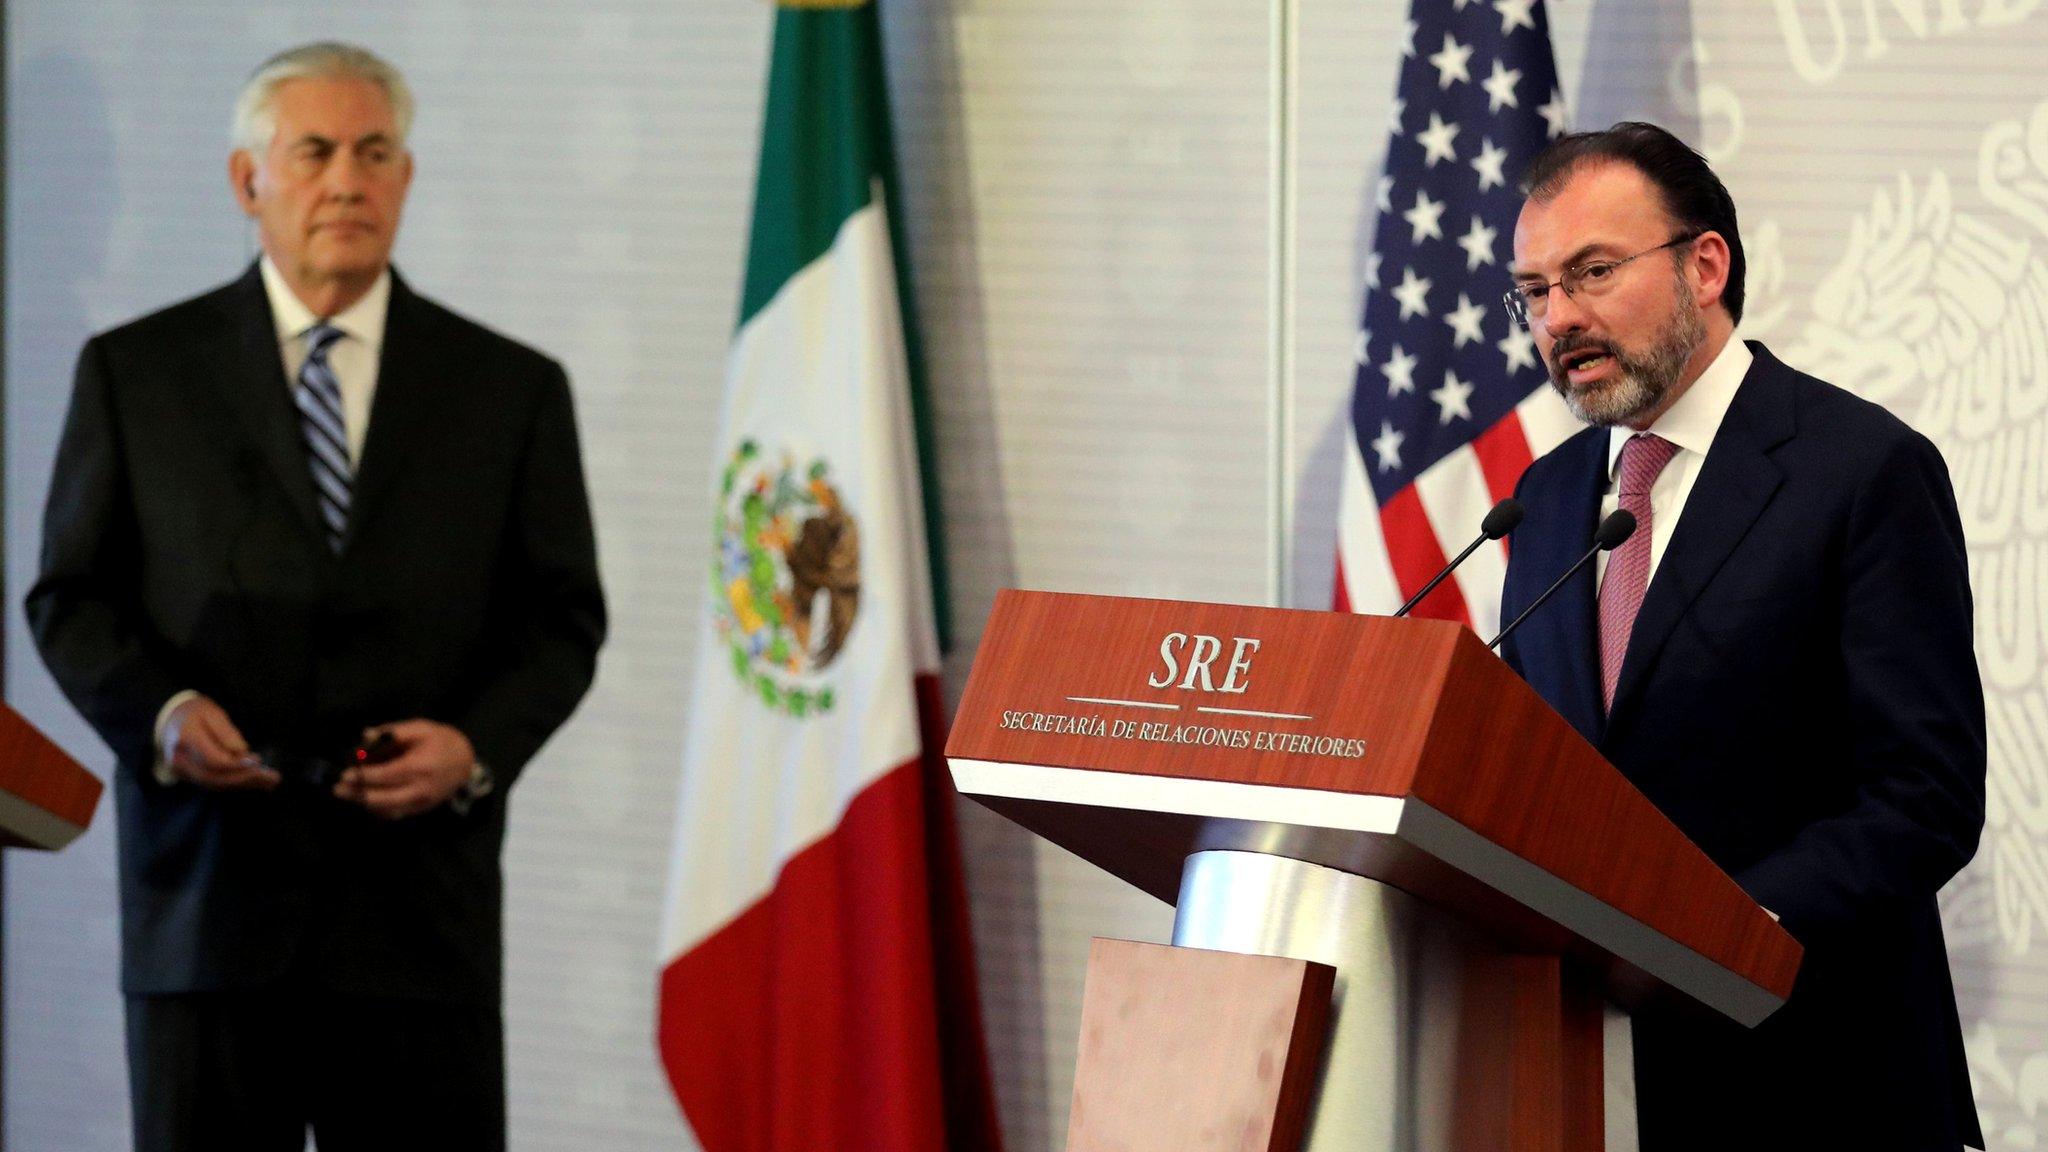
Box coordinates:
[1500,342,1984,1149]
[26,263,606,1006]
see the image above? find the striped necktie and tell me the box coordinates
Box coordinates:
[295,323,352,553]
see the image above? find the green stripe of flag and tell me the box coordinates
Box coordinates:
[738,7,884,330]
[737,2,952,651]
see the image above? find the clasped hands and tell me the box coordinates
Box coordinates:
[162,695,476,819]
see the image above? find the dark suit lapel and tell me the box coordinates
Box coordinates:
[210,264,324,540]
[1545,429,1611,744]
[1609,344,1794,720]
[346,271,447,550]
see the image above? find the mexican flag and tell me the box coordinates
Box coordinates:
[656,2,1002,1150]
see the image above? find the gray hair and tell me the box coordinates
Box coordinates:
[230,42,414,155]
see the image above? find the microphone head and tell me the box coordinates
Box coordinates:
[1481,498,1525,540]
[1595,509,1637,550]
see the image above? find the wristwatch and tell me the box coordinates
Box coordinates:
[449,761,496,815]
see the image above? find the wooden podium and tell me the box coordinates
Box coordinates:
[0,705,101,850]
[945,590,1800,1152]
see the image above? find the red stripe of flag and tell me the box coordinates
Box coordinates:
[1472,412,1536,507]
[657,677,1001,1152]
[1379,485,1470,625]
[659,759,941,1152]
[1472,413,1536,558]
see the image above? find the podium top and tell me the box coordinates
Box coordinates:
[946,589,1801,1026]
[0,704,100,850]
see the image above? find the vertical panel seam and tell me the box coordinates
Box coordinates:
[1268,0,1299,607]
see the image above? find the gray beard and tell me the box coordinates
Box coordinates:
[1553,278,1706,427]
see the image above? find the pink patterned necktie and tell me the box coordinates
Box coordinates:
[1599,433,1680,712]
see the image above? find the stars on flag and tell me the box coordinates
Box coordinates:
[1432,370,1476,424]
[1456,217,1498,271]
[1403,189,1447,244]
[1480,60,1522,112]
[1392,267,1434,320]
[1345,0,1563,505]
[1498,324,1539,374]
[1382,344,1419,396]
[1443,294,1488,347]
[1471,138,1510,191]
[1417,113,1461,166]
[1428,34,1473,89]
[1371,421,1406,472]
[1494,0,1537,34]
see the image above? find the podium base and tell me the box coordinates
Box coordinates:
[1171,850,1636,1152]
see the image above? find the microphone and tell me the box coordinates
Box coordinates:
[1486,509,1636,650]
[1394,498,1525,618]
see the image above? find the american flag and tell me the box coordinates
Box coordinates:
[1335,0,1582,634]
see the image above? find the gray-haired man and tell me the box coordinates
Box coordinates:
[27,42,606,1150]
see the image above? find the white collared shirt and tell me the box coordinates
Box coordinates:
[258,256,390,466]
[1595,336,1754,590]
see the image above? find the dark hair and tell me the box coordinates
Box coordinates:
[1519,121,1745,323]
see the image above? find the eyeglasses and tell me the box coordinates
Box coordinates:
[1502,233,1701,329]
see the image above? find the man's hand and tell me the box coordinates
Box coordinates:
[163,695,280,790]
[334,719,476,819]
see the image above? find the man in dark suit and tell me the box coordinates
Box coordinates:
[26,42,605,1152]
[1498,122,1984,1150]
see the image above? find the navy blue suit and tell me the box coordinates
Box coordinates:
[1500,342,1984,1149]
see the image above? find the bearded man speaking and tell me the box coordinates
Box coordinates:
[1497,122,1985,1151]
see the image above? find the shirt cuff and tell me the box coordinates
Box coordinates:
[151,690,200,786]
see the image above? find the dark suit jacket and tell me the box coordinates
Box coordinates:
[26,263,607,1007]
[1500,342,1984,1149]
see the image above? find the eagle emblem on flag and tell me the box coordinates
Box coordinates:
[712,438,861,716]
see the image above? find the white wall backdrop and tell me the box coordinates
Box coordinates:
[6,0,2048,1149]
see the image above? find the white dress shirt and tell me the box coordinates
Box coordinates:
[1595,337,1753,591]
[259,256,390,466]
[154,262,394,779]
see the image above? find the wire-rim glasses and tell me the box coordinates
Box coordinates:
[1502,232,1702,329]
